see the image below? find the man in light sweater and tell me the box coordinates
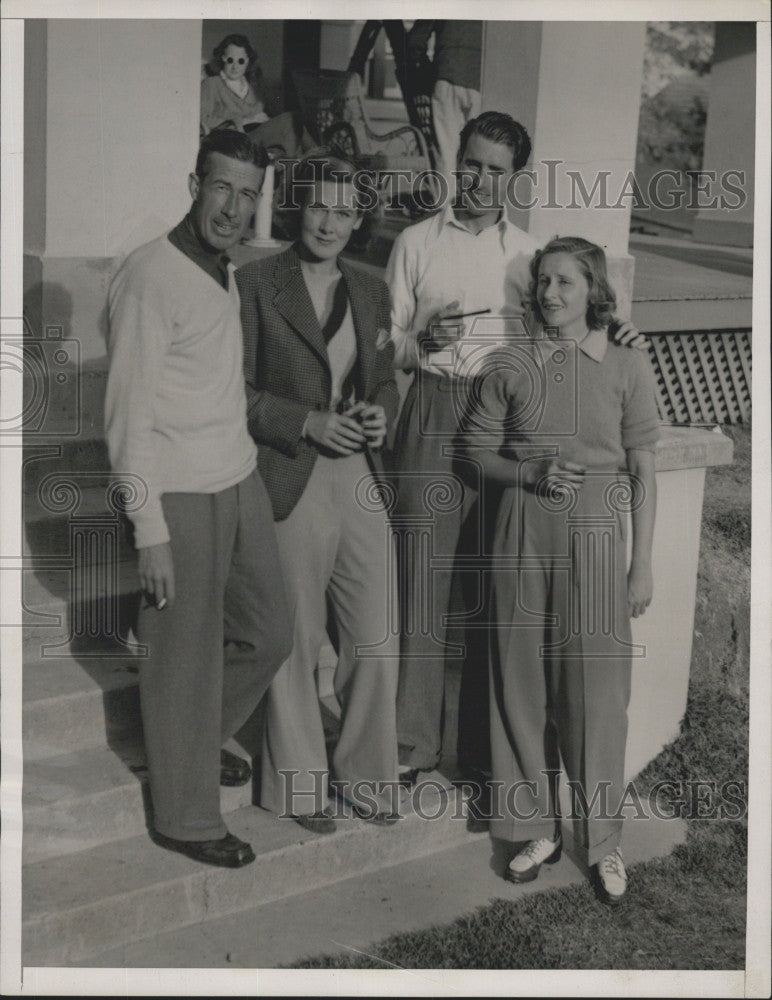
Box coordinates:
[105,130,292,868]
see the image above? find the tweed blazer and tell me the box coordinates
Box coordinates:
[236,244,399,521]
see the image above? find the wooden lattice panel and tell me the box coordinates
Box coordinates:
[647,330,752,424]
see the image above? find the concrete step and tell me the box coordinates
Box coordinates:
[24,478,113,525]
[23,779,477,966]
[81,809,687,969]
[23,652,142,760]
[21,636,334,763]
[22,452,135,563]
[22,561,140,618]
[23,512,135,564]
[22,586,141,659]
[23,743,253,864]
[24,439,111,482]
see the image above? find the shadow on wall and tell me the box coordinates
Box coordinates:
[19,279,268,820]
[20,278,154,824]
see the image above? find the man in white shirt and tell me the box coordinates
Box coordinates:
[106,130,292,867]
[387,111,643,814]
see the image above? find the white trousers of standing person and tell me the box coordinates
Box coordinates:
[431,79,482,198]
[260,451,400,818]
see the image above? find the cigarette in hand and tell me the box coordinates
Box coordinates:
[442,308,492,321]
[156,598,168,611]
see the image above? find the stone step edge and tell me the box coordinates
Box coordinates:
[24,671,138,708]
[23,793,477,965]
[23,679,142,762]
[24,775,253,866]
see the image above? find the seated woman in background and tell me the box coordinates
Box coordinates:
[200,33,269,136]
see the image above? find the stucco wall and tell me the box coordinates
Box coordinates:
[43,19,201,260]
[481,20,646,255]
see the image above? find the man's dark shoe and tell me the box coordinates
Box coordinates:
[150,829,256,868]
[292,808,337,834]
[220,748,252,787]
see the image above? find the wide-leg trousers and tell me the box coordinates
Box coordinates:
[392,372,493,773]
[260,452,400,817]
[137,469,292,842]
[488,474,633,867]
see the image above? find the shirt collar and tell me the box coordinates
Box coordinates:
[577,327,609,362]
[167,212,231,290]
[538,326,609,363]
[442,202,509,249]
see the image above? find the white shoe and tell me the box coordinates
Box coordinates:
[505,834,562,884]
[596,847,627,904]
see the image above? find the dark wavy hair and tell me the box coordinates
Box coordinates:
[529,236,617,330]
[195,128,267,181]
[213,33,262,88]
[279,149,381,253]
[458,111,532,172]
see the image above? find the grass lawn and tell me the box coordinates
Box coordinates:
[294,424,751,971]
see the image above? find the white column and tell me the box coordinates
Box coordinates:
[481,21,646,316]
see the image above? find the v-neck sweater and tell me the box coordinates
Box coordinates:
[106,236,256,548]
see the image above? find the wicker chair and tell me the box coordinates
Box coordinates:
[291,69,432,176]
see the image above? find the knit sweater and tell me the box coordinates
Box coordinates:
[466,330,660,472]
[105,236,257,548]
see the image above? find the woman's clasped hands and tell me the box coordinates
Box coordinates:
[304,402,387,455]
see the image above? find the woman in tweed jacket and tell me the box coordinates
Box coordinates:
[236,155,402,831]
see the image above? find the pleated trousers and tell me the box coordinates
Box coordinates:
[489,473,633,866]
[259,452,400,817]
[137,468,292,842]
[392,372,493,773]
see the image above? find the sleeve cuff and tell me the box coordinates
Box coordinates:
[131,500,171,550]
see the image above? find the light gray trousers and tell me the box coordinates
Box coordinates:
[260,453,400,817]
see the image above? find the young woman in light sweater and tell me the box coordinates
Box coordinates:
[461,237,659,904]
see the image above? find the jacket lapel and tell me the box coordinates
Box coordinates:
[339,258,375,399]
[271,245,330,370]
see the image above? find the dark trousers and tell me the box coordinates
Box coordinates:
[392,372,493,773]
[137,469,292,841]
